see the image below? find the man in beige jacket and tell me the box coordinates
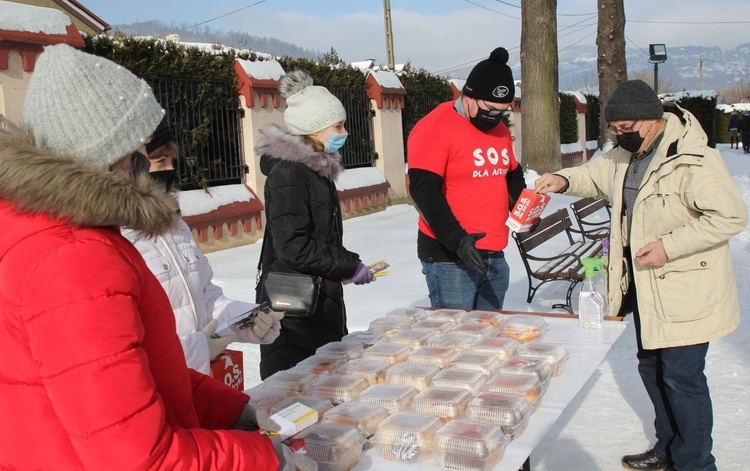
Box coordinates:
[535,80,747,471]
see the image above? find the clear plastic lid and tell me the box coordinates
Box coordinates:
[427,309,467,325]
[410,319,455,334]
[385,308,428,322]
[502,315,549,342]
[426,332,477,351]
[270,395,333,422]
[517,341,569,376]
[408,346,459,368]
[384,362,442,391]
[449,352,503,378]
[431,368,488,396]
[244,384,285,414]
[306,374,370,405]
[340,331,384,348]
[322,402,390,437]
[262,370,318,397]
[315,341,365,361]
[293,356,347,376]
[385,329,436,348]
[448,322,497,338]
[432,419,508,471]
[471,337,520,361]
[293,422,365,471]
[371,412,445,462]
[361,343,413,365]
[409,386,473,422]
[485,372,546,406]
[368,316,415,334]
[464,392,532,438]
[358,384,419,412]
[497,357,554,383]
[336,358,391,386]
[459,310,507,328]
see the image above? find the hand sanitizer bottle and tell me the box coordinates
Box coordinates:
[579,257,606,329]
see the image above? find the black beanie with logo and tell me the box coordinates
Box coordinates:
[462,47,515,104]
[146,118,176,155]
[604,80,664,122]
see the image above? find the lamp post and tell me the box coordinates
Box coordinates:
[649,44,668,94]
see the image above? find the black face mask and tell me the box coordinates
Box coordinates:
[616,131,644,153]
[470,107,502,131]
[150,169,177,192]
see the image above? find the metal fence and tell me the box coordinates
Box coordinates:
[402,92,447,162]
[147,77,245,190]
[329,87,376,169]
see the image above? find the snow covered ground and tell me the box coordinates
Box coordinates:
[207,143,750,471]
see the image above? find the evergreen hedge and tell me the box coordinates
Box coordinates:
[559,92,578,145]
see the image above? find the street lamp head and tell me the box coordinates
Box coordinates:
[649,44,668,63]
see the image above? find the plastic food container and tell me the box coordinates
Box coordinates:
[497,357,554,384]
[448,322,497,338]
[336,358,391,386]
[322,402,390,437]
[471,337,520,361]
[358,384,419,412]
[262,370,318,397]
[368,316,415,334]
[459,310,507,329]
[244,384,285,414]
[361,343,412,365]
[463,392,532,439]
[426,332,477,351]
[410,319,455,334]
[384,362,442,391]
[432,419,508,471]
[294,357,347,376]
[306,374,370,405]
[340,331,384,348]
[431,368,488,396]
[315,341,365,361]
[484,373,546,407]
[408,346,459,368]
[502,315,549,342]
[517,341,569,376]
[371,412,444,462]
[426,309,467,325]
[292,422,365,471]
[385,329,435,349]
[449,352,502,378]
[270,395,333,423]
[385,308,428,322]
[409,386,473,422]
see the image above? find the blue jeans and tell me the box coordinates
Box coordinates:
[421,251,510,310]
[632,289,716,471]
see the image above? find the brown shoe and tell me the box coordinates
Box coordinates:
[622,449,672,470]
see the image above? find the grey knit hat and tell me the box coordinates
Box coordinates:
[280,70,346,136]
[23,44,164,169]
[604,79,663,122]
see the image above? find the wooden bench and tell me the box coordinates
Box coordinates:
[512,208,603,313]
[569,197,611,241]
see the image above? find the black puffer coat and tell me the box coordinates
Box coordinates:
[255,125,361,379]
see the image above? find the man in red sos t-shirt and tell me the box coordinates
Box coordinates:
[408,47,526,310]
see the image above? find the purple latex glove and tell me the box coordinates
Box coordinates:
[351,262,373,285]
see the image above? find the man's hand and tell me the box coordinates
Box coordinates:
[274,443,318,471]
[534,173,567,194]
[201,319,238,360]
[233,403,280,432]
[635,240,668,268]
[457,233,487,273]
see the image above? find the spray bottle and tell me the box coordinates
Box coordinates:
[579,257,606,329]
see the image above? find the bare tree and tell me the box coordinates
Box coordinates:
[520,0,560,173]
[596,0,627,149]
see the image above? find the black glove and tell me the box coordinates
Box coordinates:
[457,233,487,273]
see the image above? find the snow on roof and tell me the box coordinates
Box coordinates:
[351,59,375,71]
[335,167,387,191]
[659,89,718,101]
[562,91,587,105]
[450,78,466,89]
[177,184,255,217]
[0,1,71,35]
[368,70,404,89]
[237,58,285,80]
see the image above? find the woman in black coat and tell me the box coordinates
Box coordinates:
[255,70,373,379]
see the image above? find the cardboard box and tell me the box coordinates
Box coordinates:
[506,188,551,232]
[269,402,319,441]
[210,349,244,390]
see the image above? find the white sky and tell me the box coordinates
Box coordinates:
[208,143,750,470]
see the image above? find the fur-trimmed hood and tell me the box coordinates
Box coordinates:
[256,124,343,181]
[0,130,179,242]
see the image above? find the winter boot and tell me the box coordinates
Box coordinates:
[621,449,672,470]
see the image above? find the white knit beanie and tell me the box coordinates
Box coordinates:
[23,44,164,169]
[280,70,346,136]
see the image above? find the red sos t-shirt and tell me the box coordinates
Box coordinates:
[408,101,519,251]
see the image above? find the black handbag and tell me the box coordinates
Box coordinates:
[255,232,323,318]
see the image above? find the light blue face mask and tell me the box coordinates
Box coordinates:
[324,131,348,153]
